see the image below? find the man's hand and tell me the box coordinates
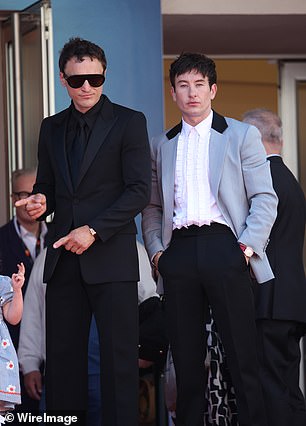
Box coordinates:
[153,251,163,270]
[15,193,47,220]
[53,225,96,255]
[24,370,42,400]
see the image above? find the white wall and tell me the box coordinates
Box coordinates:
[162,0,306,15]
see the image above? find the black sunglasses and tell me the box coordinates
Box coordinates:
[64,74,105,89]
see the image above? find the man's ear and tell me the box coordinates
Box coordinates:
[171,86,176,102]
[59,72,66,87]
[210,83,217,100]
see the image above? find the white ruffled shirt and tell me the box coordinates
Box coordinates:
[173,112,227,229]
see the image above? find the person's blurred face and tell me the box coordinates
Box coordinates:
[171,70,217,126]
[12,173,36,226]
[60,56,105,114]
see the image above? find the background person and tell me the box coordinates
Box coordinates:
[0,168,47,419]
[243,108,306,426]
[18,248,101,426]
[18,241,162,424]
[0,263,25,413]
[142,52,278,426]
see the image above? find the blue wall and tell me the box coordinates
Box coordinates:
[1,0,164,238]
[51,0,164,139]
[0,1,30,8]
[51,0,164,240]
[0,0,164,137]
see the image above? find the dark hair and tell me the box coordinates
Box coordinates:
[58,37,107,73]
[169,52,217,89]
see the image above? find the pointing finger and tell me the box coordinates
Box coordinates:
[15,198,29,207]
[53,236,69,249]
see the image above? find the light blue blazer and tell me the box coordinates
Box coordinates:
[142,111,278,292]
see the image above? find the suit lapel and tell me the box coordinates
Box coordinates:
[77,98,118,188]
[209,111,229,197]
[161,134,179,202]
[160,131,179,243]
[162,122,182,213]
[267,155,282,165]
[53,109,74,194]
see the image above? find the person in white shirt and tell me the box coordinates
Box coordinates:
[142,52,278,426]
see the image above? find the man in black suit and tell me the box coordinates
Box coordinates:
[0,168,48,420]
[16,37,151,425]
[243,109,306,426]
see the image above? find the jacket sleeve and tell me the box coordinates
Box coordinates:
[141,135,165,260]
[238,125,278,258]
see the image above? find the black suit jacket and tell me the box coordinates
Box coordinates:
[0,220,36,349]
[34,95,151,284]
[255,156,306,324]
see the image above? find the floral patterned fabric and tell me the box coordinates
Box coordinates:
[0,276,21,406]
[205,317,238,425]
[164,311,238,425]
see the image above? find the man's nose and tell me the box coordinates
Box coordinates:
[81,80,91,90]
[189,86,197,97]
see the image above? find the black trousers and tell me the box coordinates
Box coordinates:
[158,224,267,426]
[45,250,139,426]
[256,319,306,426]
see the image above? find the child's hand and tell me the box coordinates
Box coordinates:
[11,263,25,290]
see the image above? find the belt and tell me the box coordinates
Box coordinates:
[172,223,232,238]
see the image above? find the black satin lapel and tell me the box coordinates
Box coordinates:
[76,115,118,187]
[211,110,228,134]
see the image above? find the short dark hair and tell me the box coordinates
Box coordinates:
[169,52,217,89]
[58,37,107,73]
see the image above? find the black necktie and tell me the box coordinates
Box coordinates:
[69,117,87,188]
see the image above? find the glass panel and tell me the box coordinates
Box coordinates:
[297,81,306,397]
[5,41,15,218]
[19,7,43,169]
[296,81,306,270]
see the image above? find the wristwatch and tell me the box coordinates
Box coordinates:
[89,227,98,240]
[239,243,254,258]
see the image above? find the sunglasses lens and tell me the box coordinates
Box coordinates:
[88,75,105,87]
[66,75,85,88]
[66,74,105,88]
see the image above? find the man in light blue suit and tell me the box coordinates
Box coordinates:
[142,53,278,426]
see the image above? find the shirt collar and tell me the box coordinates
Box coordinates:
[71,95,105,132]
[13,216,48,239]
[267,154,281,158]
[181,110,213,138]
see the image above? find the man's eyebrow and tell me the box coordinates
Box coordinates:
[176,78,206,83]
